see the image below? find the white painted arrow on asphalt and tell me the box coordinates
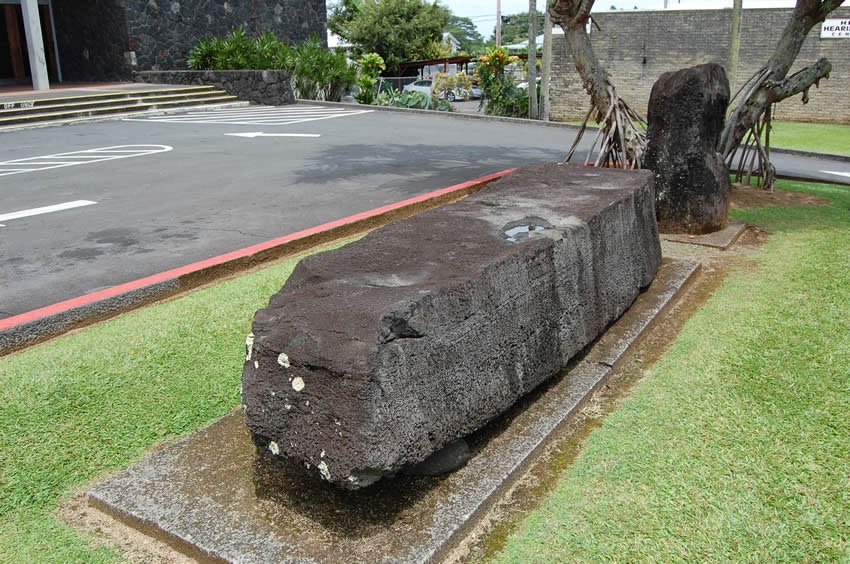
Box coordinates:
[821,170,850,179]
[226,132,321,138]
[0,200,97,227]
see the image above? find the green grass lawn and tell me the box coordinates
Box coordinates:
[766,121,850,156]
[0,241,353,562]
[494,182,850,562]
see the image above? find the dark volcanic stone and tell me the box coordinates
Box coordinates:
[242,162,661,489]
[645,63,732,234]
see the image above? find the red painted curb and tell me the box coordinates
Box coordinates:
[0,168,515,333]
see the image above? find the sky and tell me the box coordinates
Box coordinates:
[439,0,798,38]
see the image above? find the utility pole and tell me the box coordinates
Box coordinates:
[728,0,743,93]
[496,0,502,47]
[541,9,553,121]
[528,0,538,119]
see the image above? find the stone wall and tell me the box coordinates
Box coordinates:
[136,70,295,105]
[52,0,132,82]
[50,1,326,81]
[550,7,850,124]
[122,0,327,72]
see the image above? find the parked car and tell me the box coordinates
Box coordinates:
[403,80,433,96]
[404,79,471,102]
[469,84,483,99]
[517,77,542,90]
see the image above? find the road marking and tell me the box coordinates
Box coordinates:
[0,145,173,177]
[226,132,321,138]
[125,105,373,126]
[0,200,96,227]
[822,170,850,178]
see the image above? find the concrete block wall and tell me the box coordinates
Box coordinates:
[550,7,850,124]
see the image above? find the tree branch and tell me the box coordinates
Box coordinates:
[820,0,847,19]
[768,58,832,102]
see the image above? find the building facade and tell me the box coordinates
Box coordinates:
[550,7,850,124]
[1,0,326,90]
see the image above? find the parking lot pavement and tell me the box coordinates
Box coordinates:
[0,104,571,317]
[2,103,847,320]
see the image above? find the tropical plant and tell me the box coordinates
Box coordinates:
[187,37,218,70]
[353,52,386,104]
[357,52,386,79]
[475,47,527,118]
[375,87,453,111]
[187,31,356,101]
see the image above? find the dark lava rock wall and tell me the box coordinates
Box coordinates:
[136,70,295,105]
[242,163,661,489]
[52,0,132,82]
[645,63,732,234]
[123,0,327,71]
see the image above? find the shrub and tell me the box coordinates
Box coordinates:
[187,31,356,102]
[353,53,386,105]
[374,87,452,112]
[475,46,527,118]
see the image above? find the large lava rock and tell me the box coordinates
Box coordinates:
[645,63,732,234]
[242,163,661,489]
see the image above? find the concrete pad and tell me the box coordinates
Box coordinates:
[661,220,747,250]
[87,258,698,563]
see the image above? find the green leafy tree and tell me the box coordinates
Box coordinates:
[446,16,486,54]
[492,11,545,45]
[328,0,450,74]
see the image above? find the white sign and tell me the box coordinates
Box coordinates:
[821,19,850,38]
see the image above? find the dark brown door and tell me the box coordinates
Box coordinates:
[1,4,27,82]
[1,4,58,84]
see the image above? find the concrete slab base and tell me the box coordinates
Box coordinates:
[87,258,699,564]
[661,220,747,250]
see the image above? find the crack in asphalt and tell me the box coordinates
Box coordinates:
[170,225,277,240]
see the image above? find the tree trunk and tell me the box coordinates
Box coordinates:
[719,0,844,159]
[528,0,538,119]
[541,10,553,121]
[551,0,646,168]
[552,0,612,121]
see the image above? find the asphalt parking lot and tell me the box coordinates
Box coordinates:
[2,103,848,319]
[0,104,573,317]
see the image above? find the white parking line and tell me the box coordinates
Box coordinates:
[822,170,850,178]
[0,200,97,227]
[0,145,173,177]
[125,105,373,126]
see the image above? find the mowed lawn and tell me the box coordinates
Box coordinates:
[767,121,850,157]
[494,182,850,562]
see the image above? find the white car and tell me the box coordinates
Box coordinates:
[403,80,434,96]
[403,79,468,101]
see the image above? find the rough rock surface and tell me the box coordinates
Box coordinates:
[136,70,295,106]
[645,63,732,234]
[242,163,661,489]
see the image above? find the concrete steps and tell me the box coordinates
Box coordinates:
[0,85,242,130]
